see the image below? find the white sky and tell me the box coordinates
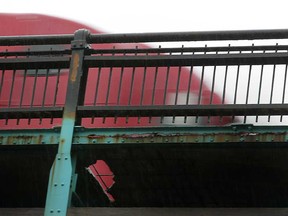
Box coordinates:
[2,0,288,34]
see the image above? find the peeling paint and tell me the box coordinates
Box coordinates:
[70,53,79,82]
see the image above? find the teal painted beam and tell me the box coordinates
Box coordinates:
[1,124,288,146]
[44,30,90,216]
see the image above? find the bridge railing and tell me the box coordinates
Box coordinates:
[1,29,288,127]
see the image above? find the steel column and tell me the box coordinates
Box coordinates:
[44,29,90,216]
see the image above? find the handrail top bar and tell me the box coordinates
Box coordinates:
[2,29,288,46]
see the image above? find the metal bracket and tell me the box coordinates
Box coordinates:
[71,29,90,49]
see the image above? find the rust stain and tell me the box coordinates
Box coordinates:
[85,131,288,144]
[63,111,76,119]
[37,135,43,144]
[70,53,80,82]
[60,138,65,145]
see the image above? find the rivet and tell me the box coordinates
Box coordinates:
[61,183,64,186]
[57,157,61,160]
[57,209,61,213]
[50,210,54,213]
[65,157,68,160]
[54,183,57,187]
[121,139,125,143]
[92,139,96,144]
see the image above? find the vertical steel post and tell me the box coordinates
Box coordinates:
[44,29,90,216]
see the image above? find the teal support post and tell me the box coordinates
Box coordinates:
[44,29,90,216]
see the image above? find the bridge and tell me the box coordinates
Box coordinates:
[1,29,288,215]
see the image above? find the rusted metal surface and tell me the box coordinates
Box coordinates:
[0,125,287,146]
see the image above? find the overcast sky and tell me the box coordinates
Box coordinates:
[2,0,288,33]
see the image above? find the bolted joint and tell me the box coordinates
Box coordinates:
[71,29,91,49]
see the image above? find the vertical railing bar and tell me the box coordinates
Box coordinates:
[30,69,39,107]
[42,69,50,107]
[280,64,288,122]
[19,69,27,107]
[174,45,184,105]
[232,50,242,122]
[163,54,171,105]
[196,45,207,124]
[198,44,207,105]
[8,69,16,107]
[244,44,254,123]
[0,49,8,100]
[184,65,194,124]
[53,68,61,106]
[210,51,218,105]
[186,64,194,105]
[8,52,18,107]
[140,53,148,106]
[246,44,254,105]
[128,46,138,106]
[105,46,115,106]
[222,44,230,104]
[117,53,125,105]
[151,45,161,105]
[256,50,265,122]
[268,43,278,122]
[0,70,5,101]
[93,67,102,106]
[128,67,136,106]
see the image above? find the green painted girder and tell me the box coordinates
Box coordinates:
[1,124,288,146]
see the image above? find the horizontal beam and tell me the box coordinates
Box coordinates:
[0,125,287,145]
[2,29,288,46]
[1,52,288,70]
[0,56,70,70]
[0,107,64,119]
[77,104,288,117]
[84,52,288,67]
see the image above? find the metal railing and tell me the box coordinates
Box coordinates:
[1,29,288,127]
